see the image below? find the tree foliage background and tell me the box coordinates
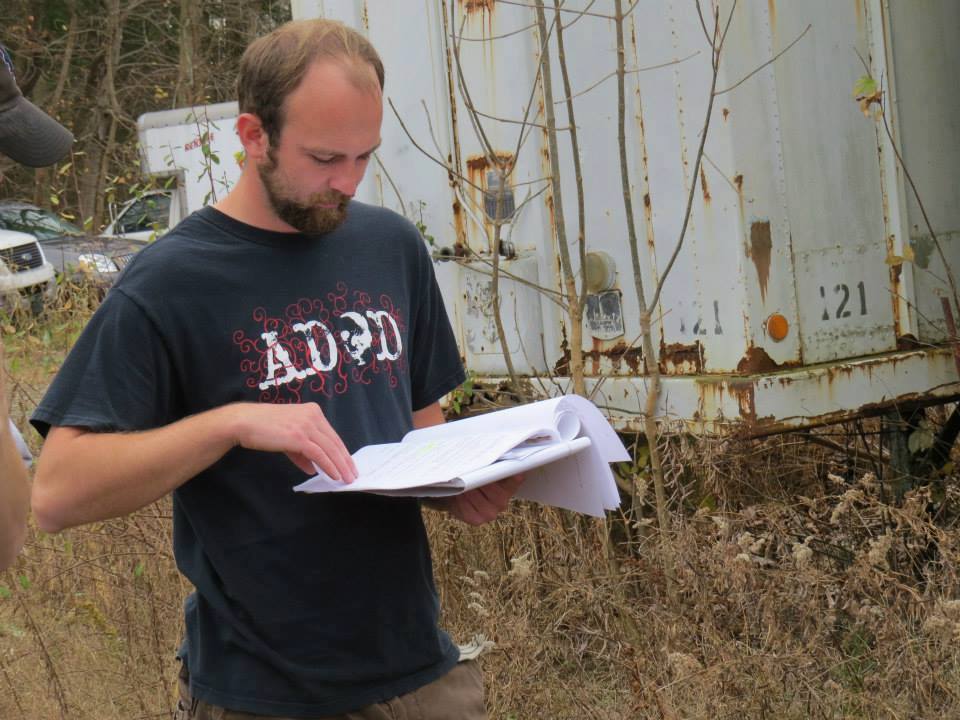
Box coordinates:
[0,0,291,230]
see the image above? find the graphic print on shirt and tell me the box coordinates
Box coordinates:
[233,281,406,402]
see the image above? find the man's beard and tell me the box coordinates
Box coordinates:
[258,153,350,234]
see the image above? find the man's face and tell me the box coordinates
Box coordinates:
[255,60,383,234]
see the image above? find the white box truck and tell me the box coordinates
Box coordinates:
[133,0,960,435]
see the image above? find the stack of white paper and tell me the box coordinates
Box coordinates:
[294,395,628,517]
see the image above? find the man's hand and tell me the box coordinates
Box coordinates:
[227,402,358,482]
[439,474,525,526]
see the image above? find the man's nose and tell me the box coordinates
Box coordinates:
[329,164,365,197]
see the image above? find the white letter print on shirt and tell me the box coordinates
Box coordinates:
[293,320,338,373]
[366,309,402,361]
[259,331,308,390]
[236,287,408,402]
[340,311,374,366]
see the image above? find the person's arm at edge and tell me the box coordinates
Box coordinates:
[413,401,523,526]
[32,402,357,534]
[0,420,30,570]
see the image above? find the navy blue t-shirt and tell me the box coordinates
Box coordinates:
[32,204,466,716]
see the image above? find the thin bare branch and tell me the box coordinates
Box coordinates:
[373,152,407,218]
[649,3,734,313]
[554,52,701,105]
[469,105,569,131]
[559,0,599,30]
[695,0,712,48]
[455,248,567,307]
[554,0,588,310]
[714,24,811,95]
[717,0,738,55]
[493,0,620,21]
[454,21,538,42]
[450,3,498,163]
[387,97,485,194]
[509,0,563,169]
[701,150,740,194]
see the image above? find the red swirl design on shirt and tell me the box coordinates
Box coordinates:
[232,286,407,401]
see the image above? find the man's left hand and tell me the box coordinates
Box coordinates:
[439,474,525,526]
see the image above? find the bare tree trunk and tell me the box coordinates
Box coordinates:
[175,0,206,106]
[534,1,586,397]
[613,0,675,601]
[33,0,79,209]
[78,0,129,230]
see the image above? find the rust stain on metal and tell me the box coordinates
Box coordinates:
[742,388,960,439]
[451,198,466,252]
[722,107,730,122]
[730,381,757,423]
[441,1,466,250]
[659,341,704,374]
[734,173,744,193]
[465,152,514,197]
[582,341,644,375]
[460,0,493,13]
[590,338,602,375]
[896,334,921,351]
[700,166,711,203]
[635,100,657,262]
[887,234,905,335]
[747,220,773,302]
[767,0,777,26]
[736,345,799,374]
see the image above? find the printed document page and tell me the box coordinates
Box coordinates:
[294,395,629,517]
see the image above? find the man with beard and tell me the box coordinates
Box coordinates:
[30,19,521,719]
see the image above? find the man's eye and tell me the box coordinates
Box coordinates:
[312,156,335,164]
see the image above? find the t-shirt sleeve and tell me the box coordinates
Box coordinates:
[408,241,465,411]
[31,289,179,437]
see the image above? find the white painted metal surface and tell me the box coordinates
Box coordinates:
[141,0,960,433]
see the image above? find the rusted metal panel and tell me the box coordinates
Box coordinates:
[516,348,960,436]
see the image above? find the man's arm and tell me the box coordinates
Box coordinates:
[0,342,29,570]
[32,402,357,534]
[413,402,523,526]
[0,420,30,570]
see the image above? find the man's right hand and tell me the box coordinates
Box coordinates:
[227,402,357,482]
[33,400,356,533]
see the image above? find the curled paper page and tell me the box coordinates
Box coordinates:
[294,395,628,517]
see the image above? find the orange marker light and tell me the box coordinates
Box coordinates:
[766,313,789,342]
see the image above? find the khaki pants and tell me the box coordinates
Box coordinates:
[173,660,487,720]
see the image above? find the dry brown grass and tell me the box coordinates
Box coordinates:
[2,292,960,719]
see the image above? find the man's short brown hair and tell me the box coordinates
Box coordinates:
[238,19,385,145]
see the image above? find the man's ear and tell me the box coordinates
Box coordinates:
[236,113,270,161]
